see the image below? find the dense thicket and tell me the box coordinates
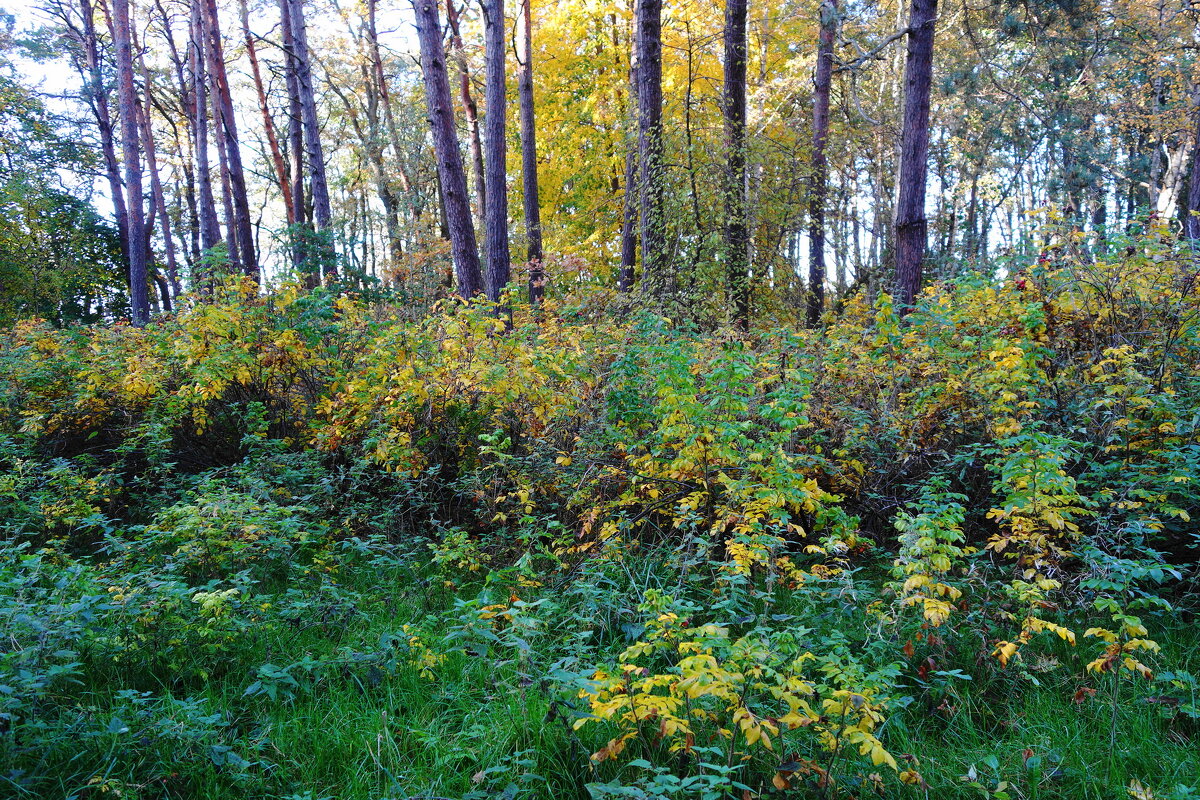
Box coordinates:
[3,228,1199,796]
[2,0,1200,797]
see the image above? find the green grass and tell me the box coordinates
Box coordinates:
[4,541,1197,800]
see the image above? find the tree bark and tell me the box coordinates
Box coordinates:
[190,0,221,266]
[239,0,294,227]
[278,0,307,279]
[893,0,937,312]
[76,0,131,276]
[517,0,544,304]
[617,10,637,292]
[412,0,484,299]
[446,0,488,232]
[112,0,149,324]
[481,0,511,307]
[807,0,836,326]
[134,35,180,300]
[723,0,749,329]
[287,0,337,279]
[635,0,667,298]
[202,0,257,279]
[1188,102,1200,241]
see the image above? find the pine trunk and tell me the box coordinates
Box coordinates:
[517,0,544,304]
[893,0,937,312]
[617,11,638,292]
[723,0,749,329]
[287,0,336,278]
[112,0,149,324]
[78,0,131,275]
[807,0,836,326]
[279,0,308,279]
[482,0,511,308]
[635,0,666,297]
[1188,104,1200,241]
[412,0,484,299]
[446,0,488,232]
[239,0,294,226]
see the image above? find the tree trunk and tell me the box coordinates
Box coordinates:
[412,0,484,299]
[135,44,181,300]
[77,0,131,276]
[482,0,511,308]
[239,0,294,227]
[202,0,257,279]
[278,0,308,279]
[364,0,411,265]
[209,73,241,271]
[618,12,638,292]
[806,0,836,327]
[190,0,221,268]
[517,0,544,304]
[112,0,149,325]
[893,0,937,312]
[1188,103,1200,241]
[287,0,337,279]
[365,0,414,196]
[635,0,666,298]
[446,0,488,232]
[723,0,749,329]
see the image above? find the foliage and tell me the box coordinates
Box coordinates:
[0,230,1198,797]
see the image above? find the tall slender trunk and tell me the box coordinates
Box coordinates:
[239,0,293,226]
[1188,103,1200,241]
[446,0,488,232]
[278,0,307,279]
[635,0,666,298]
[202,0,257,279]
[112,0,149,324]
[482,0,511,307]
[190,0,221,264]
[893,0,937,312]
[365,0,414,197]
[618,9,638,292]
[723,0,749,329]
[287,0,336,278]
[807,0,836,326]
[134,35,180,300]
[517,0,544,304]
[412,0,484,299]
[78,0,131,273]
[364,0,412,263]
[209,74,241,271]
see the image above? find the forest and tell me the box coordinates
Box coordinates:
[2,0,1200,796]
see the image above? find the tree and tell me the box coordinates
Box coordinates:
[893,0,937,311]
[635,0,666,298]
[201,0,256,280]
[481,0,510,307]
[1187,94,1200,242]
[133,34,179,304]
[412,0,484,299]
[190,0,221,273]
[617,10,637,293]
[111,0,148,324]
[807,0,836,326]
[516,0,544,304]
[723,0,748,329]
[238,0,293,227]
[286,0,336,280]
[446,0,487,232]
[277,0,306,275]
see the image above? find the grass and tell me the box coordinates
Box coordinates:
[4,535,1197,800]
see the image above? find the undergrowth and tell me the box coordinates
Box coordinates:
[1,227,1198,799]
